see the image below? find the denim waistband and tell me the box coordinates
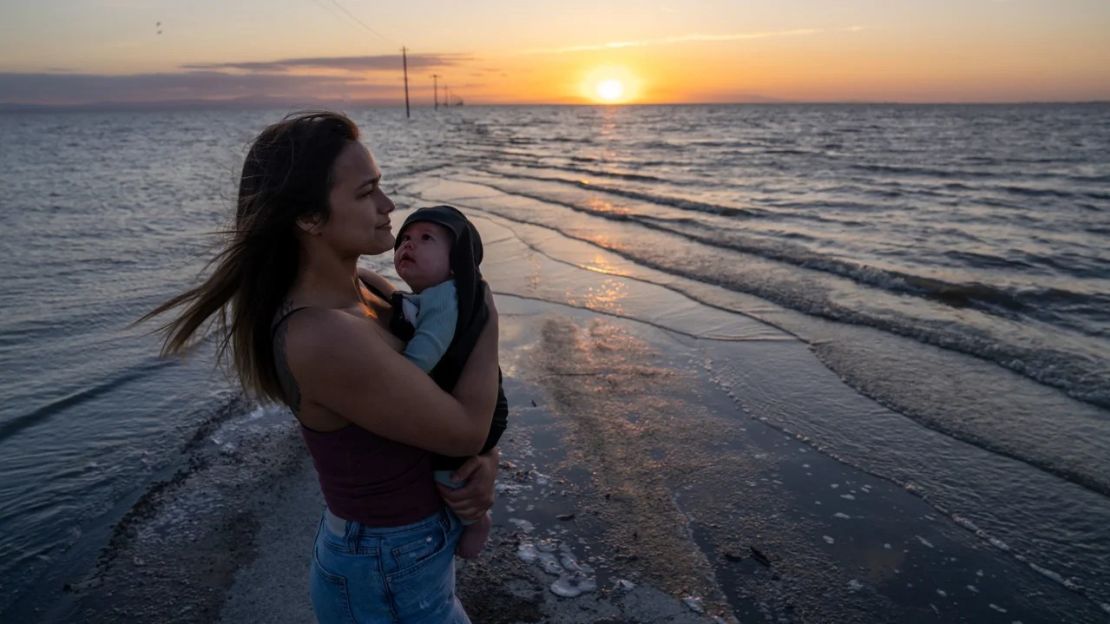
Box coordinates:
[324,507,349,537]
[323,506,452,541]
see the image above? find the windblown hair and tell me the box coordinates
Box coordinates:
[142,111,359,403]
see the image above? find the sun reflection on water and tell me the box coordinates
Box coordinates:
[584,197,633,217]
[568,276,629,315]
[583,251,623,276]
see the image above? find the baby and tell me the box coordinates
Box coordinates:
[391,205,508,559]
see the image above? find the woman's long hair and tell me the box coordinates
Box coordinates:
[142,111,359,403]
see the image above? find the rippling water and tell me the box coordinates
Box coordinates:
[1,104,1107,617]
[442,105,1110,407]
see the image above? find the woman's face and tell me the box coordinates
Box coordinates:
[322,141,396,256]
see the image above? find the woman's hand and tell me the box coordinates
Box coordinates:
[438,447,500,522]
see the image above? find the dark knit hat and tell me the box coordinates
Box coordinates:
[394,205,484,267]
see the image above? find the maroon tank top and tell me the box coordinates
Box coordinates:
[300,424,442,526]
[273,304,443,527]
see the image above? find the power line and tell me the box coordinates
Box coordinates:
[324,0,398,46]
[304,0,415,115]
[306,0,347,24]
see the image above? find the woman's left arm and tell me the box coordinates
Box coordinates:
[437,447,500,522]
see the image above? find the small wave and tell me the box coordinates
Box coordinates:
[760,148,817,155]
[543,136,592,144]
[898,274,1032,311]
[574,180,757,217]
[182,393,257,453]
[850,162,1002,180]
[490,158,668,184]
[957,156,1000,166]
[939,250,1028,271]
[947,514,1106,608]
[479,166,760,218]
[392,162,452,180]
[998,184,1110,201]
[446,140,691,170]
[848,161,1109,192]
[0,359,175,442]
[632,140,674,150]
[674,139,765,149]
[941,181,976,192]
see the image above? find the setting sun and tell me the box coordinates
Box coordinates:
[596,79,625,102]
[581,66,640,104]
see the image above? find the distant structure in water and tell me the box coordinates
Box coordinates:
[442,84,464,107]
[432,76,464,108]
[402,47,411,119]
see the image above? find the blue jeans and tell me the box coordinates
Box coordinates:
[309,507,470,624]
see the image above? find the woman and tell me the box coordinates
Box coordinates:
[146,111,500,623]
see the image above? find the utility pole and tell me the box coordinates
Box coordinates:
[401,47,410,119]
[432,74,440,110]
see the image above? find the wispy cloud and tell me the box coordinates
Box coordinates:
[183,53,469,73]
[0,71,397,106]
[522,26,864,55]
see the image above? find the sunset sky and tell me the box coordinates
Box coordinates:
[1,0,1108,106]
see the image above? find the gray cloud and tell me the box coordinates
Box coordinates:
[182,53,469,73]
[0,51,471,107]
[0,70,400,106]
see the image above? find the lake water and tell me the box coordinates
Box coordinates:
[1,104,1107,617]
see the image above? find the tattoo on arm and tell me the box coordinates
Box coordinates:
[273,301,302,413]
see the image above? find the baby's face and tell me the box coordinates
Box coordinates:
[394,221,453,293]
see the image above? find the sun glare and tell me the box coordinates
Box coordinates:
[596,79,625,102]
[582,66,639,104]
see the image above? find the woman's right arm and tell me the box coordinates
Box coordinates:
[284,301,499,456]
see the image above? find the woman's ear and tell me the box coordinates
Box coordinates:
[296,213,323,235]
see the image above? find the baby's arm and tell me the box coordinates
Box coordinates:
[403,280,459,373]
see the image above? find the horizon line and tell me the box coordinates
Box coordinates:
[3,99,1109,113]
